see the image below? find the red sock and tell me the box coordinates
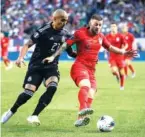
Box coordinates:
[3,58,10,66]
[124,66,128,76]
[128,65,135,73]
[120,74,125,87]
[78,86,89,110]
[87,98,93,108]
[112,71,119,79]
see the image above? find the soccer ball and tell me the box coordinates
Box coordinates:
[97,115,115,132]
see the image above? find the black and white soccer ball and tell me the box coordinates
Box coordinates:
[97,115,115,132]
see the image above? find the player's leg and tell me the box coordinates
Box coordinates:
[124,58,128,78]
[117,60,125,90]
[87,71,97,108]
[27,68,59,125]
[71,63,92,127]
[127,59,135,78]
[109,59,120,82]
[1,70,43,124]
[2,49,12,70]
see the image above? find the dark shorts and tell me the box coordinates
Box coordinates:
[23,67,60,91]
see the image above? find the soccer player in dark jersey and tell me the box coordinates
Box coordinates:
[42,14,136,127]
[106,23,128,90]
[1,9,76,125]
[122,24,136,78]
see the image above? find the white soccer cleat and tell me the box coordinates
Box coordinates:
[5,62,13,70]
[1,109,14,124]
[78,108,94,117]
[131,73,136,78]
[120,87,124,91]
[27,115,40,126]
[74,117,90,127]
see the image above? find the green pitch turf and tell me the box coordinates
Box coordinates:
[1,62,145,137]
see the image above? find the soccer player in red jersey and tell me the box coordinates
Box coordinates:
[43,14,136,127]
[106,23,128,90]
[0,32,13,70]
[122,24,136,78]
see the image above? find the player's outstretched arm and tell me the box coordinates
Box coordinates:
[42,42,68,63]
[16,39,34,68]
[109,45,137,57]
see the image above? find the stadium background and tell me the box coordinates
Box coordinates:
[1,1,145,137]
[1,0,145,61]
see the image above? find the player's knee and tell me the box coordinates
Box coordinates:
[46,81,58,92]
[111,66,117,73]
[40,82,58,105]
[78,79,91,88]
[88,88,96,99]
[24,84,37,92]
[119,69,125,76]
[45,76,58,87]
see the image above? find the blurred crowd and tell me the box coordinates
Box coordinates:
[1,0,145,38]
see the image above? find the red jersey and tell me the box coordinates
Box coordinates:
[122,32,135,50]
[1,37,9,50]
[66,27,111,69]
[106,33,126,59]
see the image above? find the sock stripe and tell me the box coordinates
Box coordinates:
[24,89,34,96]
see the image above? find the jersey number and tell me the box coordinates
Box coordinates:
[51,43,60,52]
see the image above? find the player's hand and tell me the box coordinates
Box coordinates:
[15,58,26,68]
[42,56,55,64]
[124,50,138,58]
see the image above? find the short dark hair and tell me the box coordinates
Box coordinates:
[111,21,117,25]
[91,14,103,21]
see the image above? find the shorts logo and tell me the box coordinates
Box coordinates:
[27,76,32,82]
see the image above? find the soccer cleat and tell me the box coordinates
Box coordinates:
[131,73,136,78]
[78,108,94,117]
[1,109,14,124]
[27,115,40,126]
[5,62,13,70]
[115,75,120,83]
[120,87,124,91]
[74,117,90,127]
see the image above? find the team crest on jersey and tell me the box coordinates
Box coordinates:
[98,38,103,45]
[49,37,54,40]
[27,76,32,82]
[125,36,128,40]
[61,36,66,42]
[116,37,120,41]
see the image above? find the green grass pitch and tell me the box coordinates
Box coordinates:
[1,62,145,137]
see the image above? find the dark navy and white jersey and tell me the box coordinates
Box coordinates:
[28,22,72,69]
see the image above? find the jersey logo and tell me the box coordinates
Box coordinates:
[116,37,120,41]
[27,76,32,82]
[50,37,54,40]
[98,38,103,45]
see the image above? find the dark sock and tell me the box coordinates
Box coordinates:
[32,85,57,116]
[10,90,33,113]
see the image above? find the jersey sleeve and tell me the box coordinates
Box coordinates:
[30,24,48,43]
[102,35,111,50]
[30,30,41,43]
[66,31,80,46]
